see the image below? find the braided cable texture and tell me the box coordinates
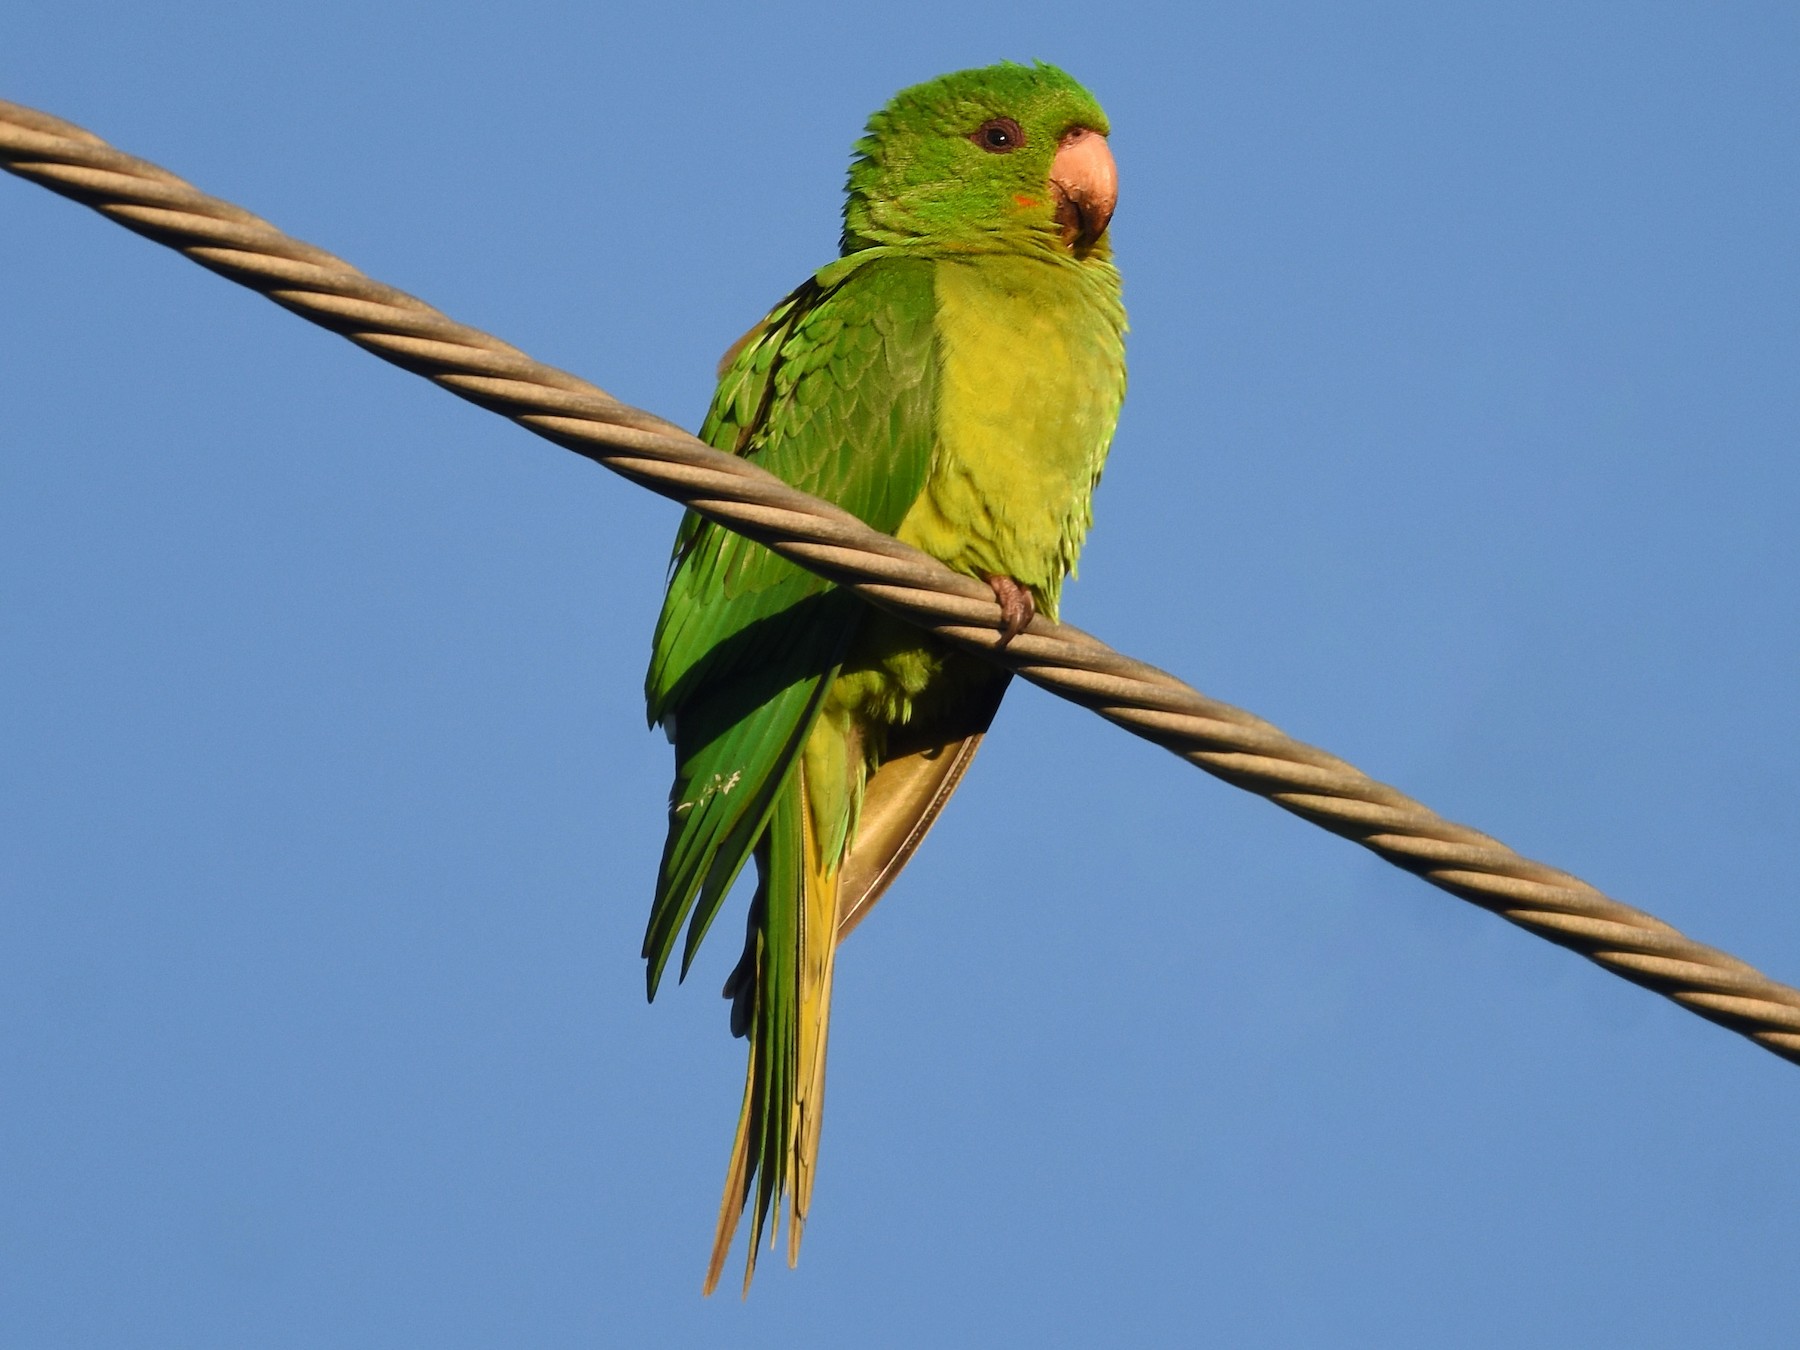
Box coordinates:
[5,99,1797,1065]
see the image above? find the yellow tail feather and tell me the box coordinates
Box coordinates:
[790,786,840,1264]
[702,1043,757,1297]
[702,763,843,1295]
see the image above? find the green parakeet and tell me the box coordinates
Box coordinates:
[642,61,1126,1294]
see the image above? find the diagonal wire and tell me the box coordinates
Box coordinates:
[4,97,1797,1066]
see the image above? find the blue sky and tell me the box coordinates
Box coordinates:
[4,4,1798,1346]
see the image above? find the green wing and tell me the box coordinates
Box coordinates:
[641,254,938,996]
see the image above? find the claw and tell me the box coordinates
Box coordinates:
[983,575,1036,648]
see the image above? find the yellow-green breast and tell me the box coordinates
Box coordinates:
[827,248,1125,743]
[896,251,1126,619]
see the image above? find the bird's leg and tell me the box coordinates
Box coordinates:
[982,574,1036,648]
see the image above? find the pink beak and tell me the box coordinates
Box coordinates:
[1050,128,1119,253]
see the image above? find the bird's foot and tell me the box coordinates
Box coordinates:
[983,575,1036,648]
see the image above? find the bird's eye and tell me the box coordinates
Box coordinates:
[969,117,1025,153]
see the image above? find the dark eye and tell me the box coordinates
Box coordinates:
[969,117,1025,153]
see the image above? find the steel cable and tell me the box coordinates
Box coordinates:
[5,98,1797,1065]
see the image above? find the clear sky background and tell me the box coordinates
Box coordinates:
[4,4,1798,1346]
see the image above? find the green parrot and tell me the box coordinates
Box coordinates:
[642,61,1126,1294]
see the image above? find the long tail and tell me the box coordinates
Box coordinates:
[702,672,1008,1295]
[704,762,841,1296]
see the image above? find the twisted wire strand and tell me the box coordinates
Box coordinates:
[5,98,1797,1065]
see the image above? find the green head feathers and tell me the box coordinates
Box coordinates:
[841,62,1115,256]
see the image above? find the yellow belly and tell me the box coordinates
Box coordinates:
[895,253,1125,618]
[825,250,1124,768]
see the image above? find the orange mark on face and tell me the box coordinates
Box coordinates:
[1013,194,1041,208]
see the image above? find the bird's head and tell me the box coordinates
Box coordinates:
[841,62,1118,261]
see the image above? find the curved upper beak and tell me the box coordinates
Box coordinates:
[1049,128,1118,254]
